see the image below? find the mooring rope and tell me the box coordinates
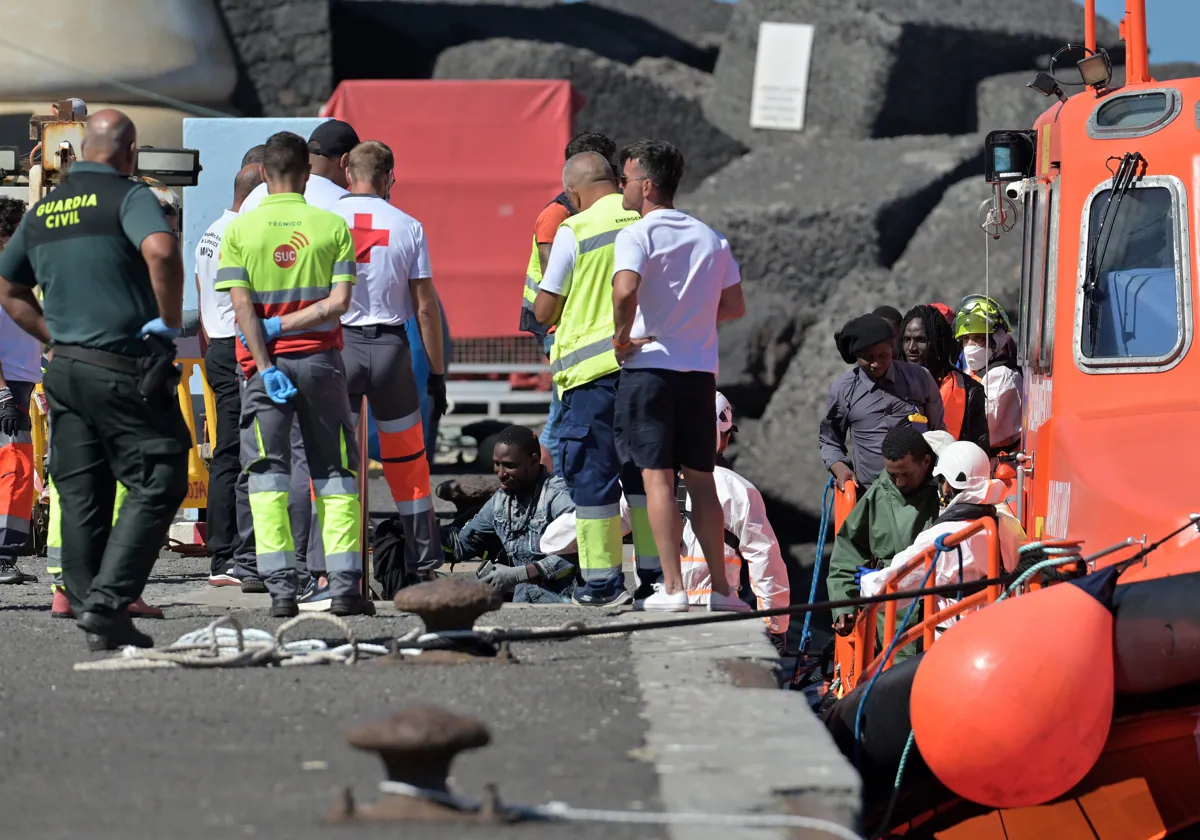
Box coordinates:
[376,781,866,839]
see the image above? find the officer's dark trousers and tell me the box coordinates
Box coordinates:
[203,337,240,576]
[43,355,189,615]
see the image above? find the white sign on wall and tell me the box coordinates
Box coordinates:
[749,22,815,132]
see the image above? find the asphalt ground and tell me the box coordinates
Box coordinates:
[0,556,667,840]
[0,468,858,840]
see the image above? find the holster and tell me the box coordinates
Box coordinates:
[138,334,182,401]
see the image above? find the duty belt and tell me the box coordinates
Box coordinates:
[52,343,141,374]
[343,323,408,340]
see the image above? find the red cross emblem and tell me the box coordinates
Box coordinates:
[350,213,390,262]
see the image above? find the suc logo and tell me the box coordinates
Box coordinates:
[272,232,310,269]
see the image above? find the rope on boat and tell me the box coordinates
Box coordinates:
[852,535,948,767]
[800,476,836,656]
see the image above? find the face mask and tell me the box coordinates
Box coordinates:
[963,344,989,372]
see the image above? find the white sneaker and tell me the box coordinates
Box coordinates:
[708,590,752,612]
[637,582,689,612]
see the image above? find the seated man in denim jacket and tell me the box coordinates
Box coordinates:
[441,425,578,603]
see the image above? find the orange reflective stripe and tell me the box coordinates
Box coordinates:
[940,371,968,440]
[379,427,431,504]
[681,554,740,567]
[0,442,34,518]
[379,425,423,460]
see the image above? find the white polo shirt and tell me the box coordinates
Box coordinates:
[326,193,432,327]
[612,208,740,374]
[195,209,237,339]
[0,310,42,384]
[237,174,349,214]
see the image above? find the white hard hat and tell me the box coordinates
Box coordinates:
[932,441,991,491]
[922,430,956,458]
[716,391,736,435]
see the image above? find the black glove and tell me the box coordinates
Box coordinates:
[768,632,788,657]
[0,388,21,437]
[427,373,448,420]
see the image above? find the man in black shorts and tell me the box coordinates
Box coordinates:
[611,139,748,613]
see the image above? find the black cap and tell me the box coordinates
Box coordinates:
[308,120,359,158]
[835,314,895,364]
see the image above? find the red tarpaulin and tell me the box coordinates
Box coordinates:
[322,80,577,339]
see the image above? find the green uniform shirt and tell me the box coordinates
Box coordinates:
[214,192,356,376]
[828,473,941,621]
[0,162,172,356]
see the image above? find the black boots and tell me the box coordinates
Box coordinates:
[270,598,299,618]
[77,610,154,651]
[329,596,375,616]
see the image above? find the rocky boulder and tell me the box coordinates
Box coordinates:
[217,0,333,116]
[433,39,747,187]
[684,134,981,414]
[705,0,1122,144]
[335,0,717,83]
[632,57,714,102]
[734,267,910,520]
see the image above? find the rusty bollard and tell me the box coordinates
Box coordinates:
[393,576,502,633]
[328,707,503,823]
[435,475,501,515]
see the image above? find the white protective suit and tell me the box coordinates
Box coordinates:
[859,477,1025,630]
[540,466,791,634]
[976,364,1024,448]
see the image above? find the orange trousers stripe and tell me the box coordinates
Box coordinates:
[379,426,431,504]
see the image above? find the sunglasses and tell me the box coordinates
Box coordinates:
[619,174,650,188]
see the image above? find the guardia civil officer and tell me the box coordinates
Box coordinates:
[0,109,190,651]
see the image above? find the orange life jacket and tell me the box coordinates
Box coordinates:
[940,370,969,440]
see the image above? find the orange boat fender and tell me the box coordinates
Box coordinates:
[908,566,1120,809]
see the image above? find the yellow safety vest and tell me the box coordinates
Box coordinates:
[520,194,574,341]
[549,193,641,392]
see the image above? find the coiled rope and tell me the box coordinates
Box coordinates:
[73,614,391,671]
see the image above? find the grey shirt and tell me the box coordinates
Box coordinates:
[819,361,945,486]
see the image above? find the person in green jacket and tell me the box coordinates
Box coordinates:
[828,424,941,654]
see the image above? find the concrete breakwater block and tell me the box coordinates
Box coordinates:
[433,38,748,188]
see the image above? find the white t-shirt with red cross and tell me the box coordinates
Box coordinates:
[325,193,432,327]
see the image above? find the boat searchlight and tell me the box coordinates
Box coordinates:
[1027,71,1068,103]
[1078,48,1114,91]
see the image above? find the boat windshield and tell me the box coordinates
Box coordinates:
[1081,180,1179,360]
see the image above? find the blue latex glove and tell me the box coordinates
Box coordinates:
[237,316,283,352]
[260,365,297,404]
[852,565,874,587]
[140,317,180,339]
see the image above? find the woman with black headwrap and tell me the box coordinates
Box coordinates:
[900,305,990,453]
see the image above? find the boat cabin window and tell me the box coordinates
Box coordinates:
[1087,89,1181,139]
[1076,178,1191,371]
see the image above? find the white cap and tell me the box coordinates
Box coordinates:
[716,391,736,435]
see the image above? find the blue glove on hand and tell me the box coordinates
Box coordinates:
[260,365,297,404]
[237,316,283,352]
[140,317,180,339]
[852,564,874,587]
